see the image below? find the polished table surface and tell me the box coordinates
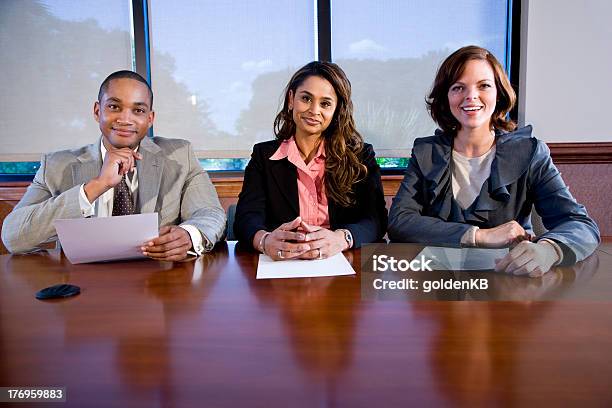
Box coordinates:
[1,242,612,407]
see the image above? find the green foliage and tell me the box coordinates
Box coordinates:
[376,157,408,169]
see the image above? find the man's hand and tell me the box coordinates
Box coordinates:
[84,148,142,203]
[475,221,531,248]
[142,225,193,261]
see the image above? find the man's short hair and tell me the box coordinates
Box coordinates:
[98,70,153,108]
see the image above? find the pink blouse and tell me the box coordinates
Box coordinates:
[270,137,330,228]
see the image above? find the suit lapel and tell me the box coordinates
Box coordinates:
[423,132,453,220]
[136,137,164,214]
[470,127,536,223]
[72,140,102,185]
[269,158,299,215]
[425,131,504,224]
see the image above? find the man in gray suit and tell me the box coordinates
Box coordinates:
[2,70,226,260]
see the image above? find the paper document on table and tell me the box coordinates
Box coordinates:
[257,252,356,279]
[416,246,509,271]
[54,213,159,264]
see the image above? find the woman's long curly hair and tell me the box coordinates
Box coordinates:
[274,61,366,207]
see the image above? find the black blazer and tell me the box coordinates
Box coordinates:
[234,140,388,249]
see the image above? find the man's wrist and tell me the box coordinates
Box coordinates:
[78,184,96,217]
[180,224,204,255]
[83,177,110,203]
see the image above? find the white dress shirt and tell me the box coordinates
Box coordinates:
[77,140,205,255]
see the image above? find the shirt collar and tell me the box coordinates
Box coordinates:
[269,136,326,162]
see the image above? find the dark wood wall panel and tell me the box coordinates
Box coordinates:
[549,143,612,164]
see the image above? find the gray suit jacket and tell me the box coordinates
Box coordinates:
[388,126,600,264]
[2,136,226,253]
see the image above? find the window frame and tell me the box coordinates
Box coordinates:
[0,0,517,180]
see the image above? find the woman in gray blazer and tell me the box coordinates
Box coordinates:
[388,45,599,277]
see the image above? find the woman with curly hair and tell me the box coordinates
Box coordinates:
[235,61,387,261]
[388,45,599,277]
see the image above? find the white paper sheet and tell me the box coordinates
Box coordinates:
[416,246,509,271]
[256,252,356,279]
[54,213,159,264]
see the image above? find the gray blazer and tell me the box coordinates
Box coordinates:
[388,126,600,264]
[2,136,226,253]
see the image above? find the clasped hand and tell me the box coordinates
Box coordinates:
[261,217,348,261]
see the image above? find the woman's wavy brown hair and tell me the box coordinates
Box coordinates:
[426,45,517,134]
[274,61,366,207]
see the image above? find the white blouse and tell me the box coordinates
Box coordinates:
[451,146,496,210]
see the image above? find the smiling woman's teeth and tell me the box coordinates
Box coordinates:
[462,106,482,111]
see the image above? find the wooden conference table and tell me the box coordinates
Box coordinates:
[1,242,611,407]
